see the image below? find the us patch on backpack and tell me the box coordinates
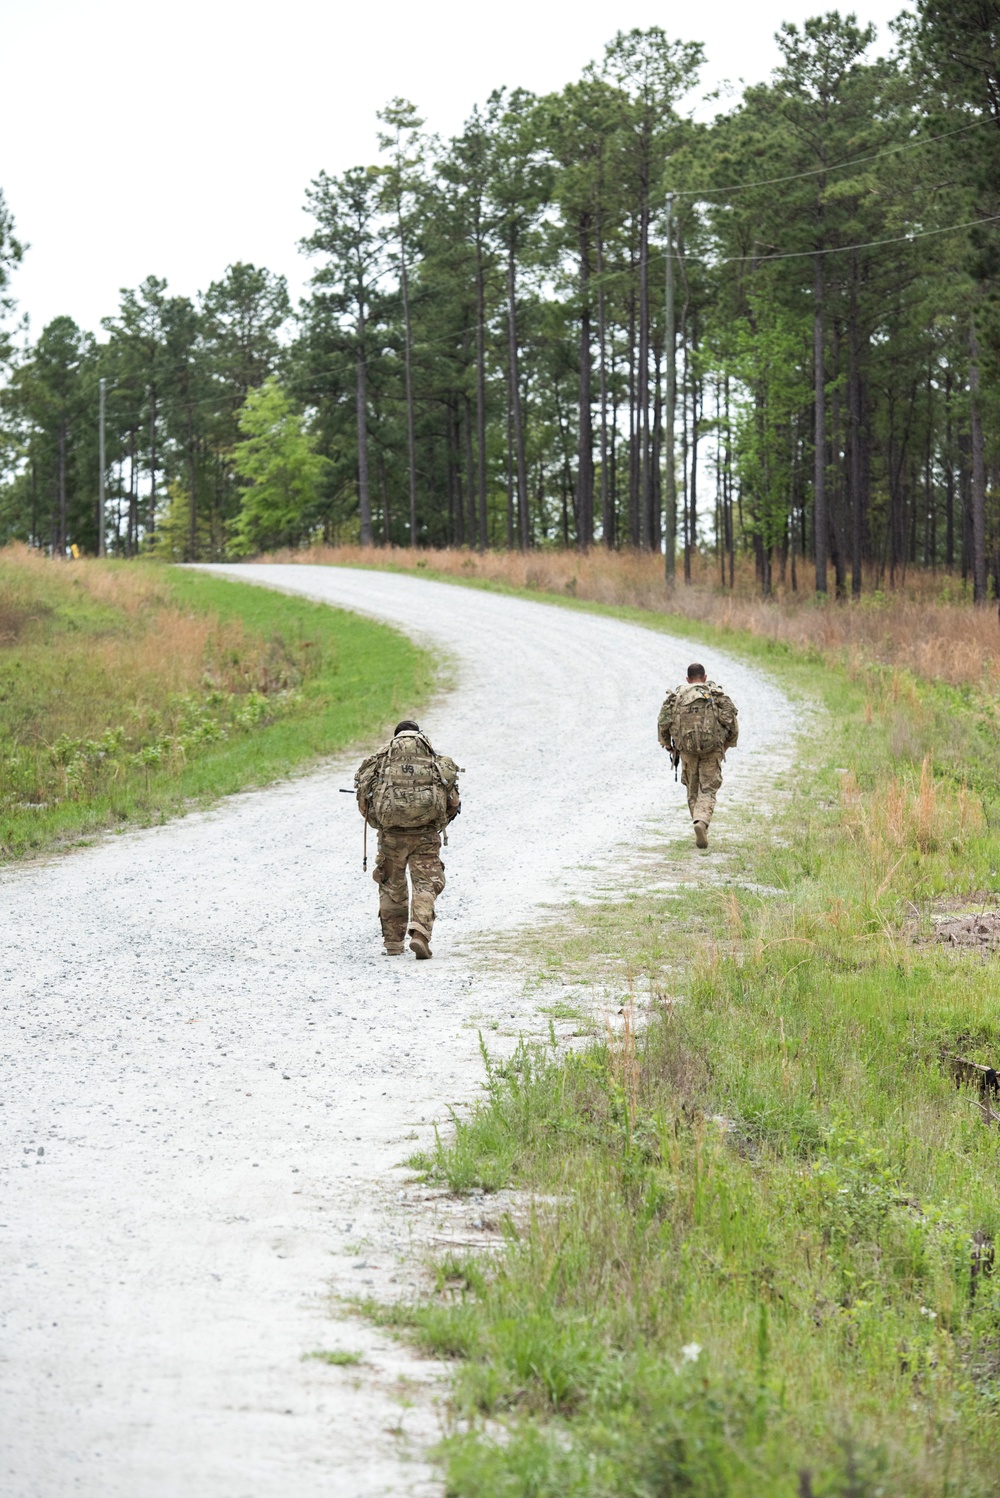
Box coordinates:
[367,731,458,831]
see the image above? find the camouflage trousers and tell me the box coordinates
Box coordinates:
[372,826,445,947]
[680,751,725,825]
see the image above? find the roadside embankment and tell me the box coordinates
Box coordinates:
[0,546,432,861]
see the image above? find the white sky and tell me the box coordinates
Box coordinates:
[4,0,909,338]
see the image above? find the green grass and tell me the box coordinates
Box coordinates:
[0,556,433,861]
[305,1349,365,1366]
[361,591,1000,1495]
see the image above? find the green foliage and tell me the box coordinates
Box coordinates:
[2,20,999,577]
[230,379,327,554]
[731,292,811,561]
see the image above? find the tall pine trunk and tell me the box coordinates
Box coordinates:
[447,406,460,546]
[848,252,863,597]
[577,217,594,549]
[627,278,639,547]
[663,199,676,580]
[127,428,138,558]
[355,305,373,547]
[813,251,828,594]
[475,238,488,552]
[688,317,700,577]
[57,417,67,556]
[148,390,158,544]
[681,327,690,583]
[187,409,198,563]
[505,399,515,550]
[638,198,651,550]
[597,216,611,548]
[945,369,955,569]
[398,230,418,547]
[506,240,529,551]
[463,397,476,549]
[969,318,987,604]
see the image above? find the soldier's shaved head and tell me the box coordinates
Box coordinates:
[686,664,707,681]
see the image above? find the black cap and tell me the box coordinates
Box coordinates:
[394,720,420,734]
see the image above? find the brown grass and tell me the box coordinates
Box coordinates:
[262,544,999,691]
[0,546,304,740]
[839,754,984,867]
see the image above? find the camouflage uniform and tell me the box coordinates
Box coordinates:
[657,681,739,829]
[372,825,450,950]
[355,730,461,955]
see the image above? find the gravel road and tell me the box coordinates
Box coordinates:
[0,566,797,1496]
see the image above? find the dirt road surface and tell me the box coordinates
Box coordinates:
[0,567,797,1496]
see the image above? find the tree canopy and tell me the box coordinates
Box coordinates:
[2,6,999,596]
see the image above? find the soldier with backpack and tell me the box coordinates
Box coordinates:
[354,721,462,959]
[658,664,739,850]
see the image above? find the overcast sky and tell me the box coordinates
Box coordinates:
[4,0,909,339]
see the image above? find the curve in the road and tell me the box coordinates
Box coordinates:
[0,568,797,1497]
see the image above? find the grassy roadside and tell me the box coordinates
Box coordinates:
[0,550,432,862]
[341,581,1000,1493]
[271,553,1000,816]
[264,543,1000,691]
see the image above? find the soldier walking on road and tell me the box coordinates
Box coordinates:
[658,664,739,851]
[354,721,461,959]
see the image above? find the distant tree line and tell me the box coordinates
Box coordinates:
[1,1,999,598]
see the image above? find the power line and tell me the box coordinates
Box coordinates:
[676,211,1000,267]
[669,114,994,198]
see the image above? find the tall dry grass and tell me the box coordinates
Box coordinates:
[0,545,304,729]
[264,544,999,690]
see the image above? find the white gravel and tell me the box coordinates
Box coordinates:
[0,566,798,1496]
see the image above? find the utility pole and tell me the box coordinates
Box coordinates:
[98,377,106,557]
[664,193,676,582]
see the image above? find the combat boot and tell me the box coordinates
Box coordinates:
[384,941,405,956]
[409,930,432,960]
[694,821,709,850]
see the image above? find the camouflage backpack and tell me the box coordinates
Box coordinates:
[670,682,732,756]
[356,730,459,832]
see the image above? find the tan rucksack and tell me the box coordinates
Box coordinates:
[670,683,731,755]
[356,730,458,832]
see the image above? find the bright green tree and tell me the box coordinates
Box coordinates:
[230,378,326,555]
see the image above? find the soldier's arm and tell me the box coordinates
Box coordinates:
[721,696,739,748]
[354,753,379,816]
[437,755,462,820]
[657,696,675,747]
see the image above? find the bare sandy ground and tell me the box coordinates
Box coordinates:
[0,567,797,1496]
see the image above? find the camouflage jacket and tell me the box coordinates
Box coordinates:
[657,680,739,754]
